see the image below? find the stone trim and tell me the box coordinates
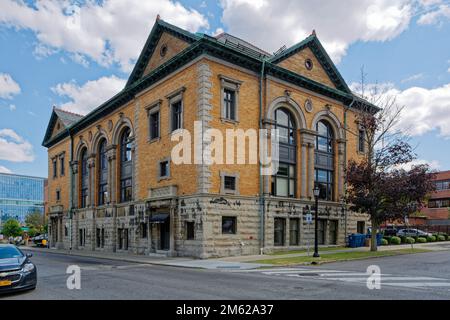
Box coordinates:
[158,157,171,181]
[167,87,185,134]
[219,171,240,195]
[196,62,213,194]
[219,74,242,123]
[146,100,162,142]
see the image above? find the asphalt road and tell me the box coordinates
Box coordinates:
[1,249,450,300]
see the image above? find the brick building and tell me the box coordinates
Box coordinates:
[43,18,376,258]
[416,171,450,226]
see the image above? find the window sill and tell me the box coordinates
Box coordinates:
[220,118,239,125]
[158,176,171,182]
[147,137,161,144]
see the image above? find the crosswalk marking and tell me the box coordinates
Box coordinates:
[227,267,450,290]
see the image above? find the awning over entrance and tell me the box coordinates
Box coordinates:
[149,213,169,224]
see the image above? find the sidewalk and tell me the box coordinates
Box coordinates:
[22,241,450,269]
[213,241,450,263]
[22,246,268,270]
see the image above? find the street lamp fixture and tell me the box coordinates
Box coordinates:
[313,186,320,258]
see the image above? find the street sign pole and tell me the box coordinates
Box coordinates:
[306,211,313,256]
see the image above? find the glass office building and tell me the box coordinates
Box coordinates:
[0,173,46,224]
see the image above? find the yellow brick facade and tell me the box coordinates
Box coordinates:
[45,20,371,257]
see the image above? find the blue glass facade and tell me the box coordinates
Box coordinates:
[0,173,46,224]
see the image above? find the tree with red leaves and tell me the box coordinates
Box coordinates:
[346,74,435,251]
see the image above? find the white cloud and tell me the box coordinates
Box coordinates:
[351,82,450,138]
[396,159,441,171]
[0,73,21,99]
[448,67,450,73]
[219,0,413,63]
[0,165,12,174]
[401,73,424,83]
[52,75,126,115]
[0,0,209,72]
[417,4,450,24]
[9,104,16,111]
[0,129,34,163]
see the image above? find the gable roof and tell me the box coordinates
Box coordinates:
[42,108,83,147]
[126,18,200,87]
[269,33,351,94]
[214,33,272,58]
[43,20,378,148]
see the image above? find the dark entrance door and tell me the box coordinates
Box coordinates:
[318,219,325,245]
[274,218,285,246]
[160,220,170,251]
[329,220,338,245]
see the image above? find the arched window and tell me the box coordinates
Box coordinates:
[80,148,88,208]
[120,128,132,203]
[271,108,296,198]
[315,120,334,201]
[97,138,108,206]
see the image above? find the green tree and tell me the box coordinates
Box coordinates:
[1,219,22,237]
[25,210,44,234]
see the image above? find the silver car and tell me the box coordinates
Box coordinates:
[397,229,432,237]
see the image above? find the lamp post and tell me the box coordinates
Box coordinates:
[313,186,320,258]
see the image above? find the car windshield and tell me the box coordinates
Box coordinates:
[0,246,23,259]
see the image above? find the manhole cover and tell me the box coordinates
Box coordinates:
[298,273,319,276]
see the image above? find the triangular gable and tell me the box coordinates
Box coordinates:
[269,35,351,93]
[42,108,83,147]
[141,31,190,78]
[126,18,200,87]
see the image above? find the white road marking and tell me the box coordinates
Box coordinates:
[234,267,450,290]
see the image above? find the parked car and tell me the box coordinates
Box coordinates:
[382,226,398,237]
[397,229,432,237]
[33,234,48,247]
[0,244,37,294]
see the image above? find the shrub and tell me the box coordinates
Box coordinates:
[437,235,446,241]
[405,237,415,244]
[383,236,392,243]
[417,237,427,243]
[427,235,437,242]
[381,239,389,246]
[390,236,401,245]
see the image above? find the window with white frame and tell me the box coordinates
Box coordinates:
[220,75,242,122]
[146,100,161,141]
[166,87,185,133]
[220,171,239,195]
[159,158,170,180]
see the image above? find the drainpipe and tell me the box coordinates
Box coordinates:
[343,98,356,241]
[68,129,74,250]
[259,59,266,254]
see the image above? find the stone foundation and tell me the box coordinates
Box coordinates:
[53,194,370,259]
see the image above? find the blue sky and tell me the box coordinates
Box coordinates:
[0,0,449,178]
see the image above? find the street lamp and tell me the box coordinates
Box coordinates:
[313,186,320,258]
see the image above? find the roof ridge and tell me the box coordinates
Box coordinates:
[53,107,84,118]
[215,32,271,56]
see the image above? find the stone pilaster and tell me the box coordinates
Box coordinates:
[106,145,117,204]
[196,62,213,194]
[70,161,79,208]
[301,142,307,198]
[337,139,346,200]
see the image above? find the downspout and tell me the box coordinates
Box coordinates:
[68,129,74,250]
[343,98,356,241]
[259,59,266,254]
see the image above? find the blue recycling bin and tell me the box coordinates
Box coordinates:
[348,234,366,248]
